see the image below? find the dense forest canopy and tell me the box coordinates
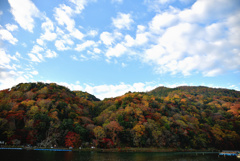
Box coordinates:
[0,82,239,150]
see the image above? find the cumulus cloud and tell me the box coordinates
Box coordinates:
[83,82,157,100]
[100,32,114,46]
[0,26,18,44]
[106,43,127,58]
[70,28,84,40]
[100,31,122,46]
[45,49,57,58]
[8,0,40,32]
[5,24,18,31]
[142,0,240,77]
[39,18,57,41]
[112,13,133,30]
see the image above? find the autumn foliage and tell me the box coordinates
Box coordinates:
[0,83,240,150]
[65,131,81,148]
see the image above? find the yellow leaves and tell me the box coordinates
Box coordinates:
[27,106,39,116]
[176,120,188,128]
[38,86,48,95]
[124,106,134,115]
[132,124,145,137]
[21,100,35,107]
[211,124,225,141]
[135,108,143,117]
[164,96,170,102]
[93,126,106,140]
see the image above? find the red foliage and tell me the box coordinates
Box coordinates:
[6,110,25,120]
[26,130,37,145]
[65,131,81,148]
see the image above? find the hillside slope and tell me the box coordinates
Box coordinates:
[0,83,239,149]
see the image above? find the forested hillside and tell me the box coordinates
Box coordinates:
[0,82,239,150]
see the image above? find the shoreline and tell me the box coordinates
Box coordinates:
[0,146,219,153]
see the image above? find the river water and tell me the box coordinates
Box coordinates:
[0,150,238,161]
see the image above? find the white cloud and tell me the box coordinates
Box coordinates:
[70,28,84,40]
[75,40,96,51]
[87,30,98,37]
[27,45,45,62]
[40,31,57,41]
[5,24,18,31]
[123,35,135,47]
[31,45,44,54]
[142,0,240,77]
[0,49,11,66]
[55,40,70,51]
[71,55,78,61]
[0,27,18,44]
[0,75,28,90]
[93,48,101,54]
[0,49,28,90]
[0,11,2,16]
[30,70,38,75]
[55,34,74,51]
[36,39,44,46]
[8,0,40,32]
[149,12,178,33]
[112,13,133,30]
[100,32,114,46]
[41,18,54,32]
[69,0,87,14]
[83,82,157,100]
[179,0,239,23]
[144,0,175,11]
[100,31,122,46]
[45,49,57,58]
[106,43,127,58]
[135,32,149,46]
[28,53,41,62]
[54,4,75,32]
[39,18,57,41]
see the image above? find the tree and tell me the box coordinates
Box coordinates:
[65,131,81,148]
[93,126,106,140]
[104,121,123,146]
[131,124,146,147]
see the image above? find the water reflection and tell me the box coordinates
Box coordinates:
[0,150,237,161]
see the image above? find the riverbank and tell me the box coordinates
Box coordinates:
[0,145,219,153]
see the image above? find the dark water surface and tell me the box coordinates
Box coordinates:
[0,150,238,161]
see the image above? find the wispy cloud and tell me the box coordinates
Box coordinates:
[8,0,40,32]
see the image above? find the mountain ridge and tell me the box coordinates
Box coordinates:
[0,82,239,149]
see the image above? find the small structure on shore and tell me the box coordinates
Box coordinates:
[219,151,240,158]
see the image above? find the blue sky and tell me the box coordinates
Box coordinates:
[0,0,239,99]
